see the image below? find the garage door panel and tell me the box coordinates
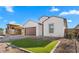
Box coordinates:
[25,27,36,36]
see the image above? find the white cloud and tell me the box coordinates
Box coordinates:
[50,7,59,12]
[5,6,14,12]
[9,21,16,24]
[67,19,72,23]
[59,10,79,16]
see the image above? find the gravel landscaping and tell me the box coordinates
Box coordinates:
[0,43,27,53]
[54,39,78,53]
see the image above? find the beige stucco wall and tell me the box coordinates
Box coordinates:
[23,20,39,36]
[37,24,42,36]
[43,17,65,37]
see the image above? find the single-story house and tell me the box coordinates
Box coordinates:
[6,16,67,37]
[23,16,67,37]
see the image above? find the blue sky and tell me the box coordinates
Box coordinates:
[0,6,79,28]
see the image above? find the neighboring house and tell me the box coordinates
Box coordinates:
[75,24,79,30]
[23,16,67,37]
[65,24,79,38]
[6,24,23,35]
[66,24,79,34]
[75,24,79,38]
[74,24,79,35]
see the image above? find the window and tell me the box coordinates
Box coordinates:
[49,24,54,33]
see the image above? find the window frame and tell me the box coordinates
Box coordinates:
[49,24,54,33]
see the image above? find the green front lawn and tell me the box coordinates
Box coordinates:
[9,38,58,53]
[26,40,58,53]
[9,38,51,48]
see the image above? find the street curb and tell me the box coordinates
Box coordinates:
[50,40,60,53]
[18,48,33,53]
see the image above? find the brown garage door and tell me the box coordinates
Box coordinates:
[25,27,36,36]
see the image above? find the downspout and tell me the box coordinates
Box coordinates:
[64,18,68,38]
